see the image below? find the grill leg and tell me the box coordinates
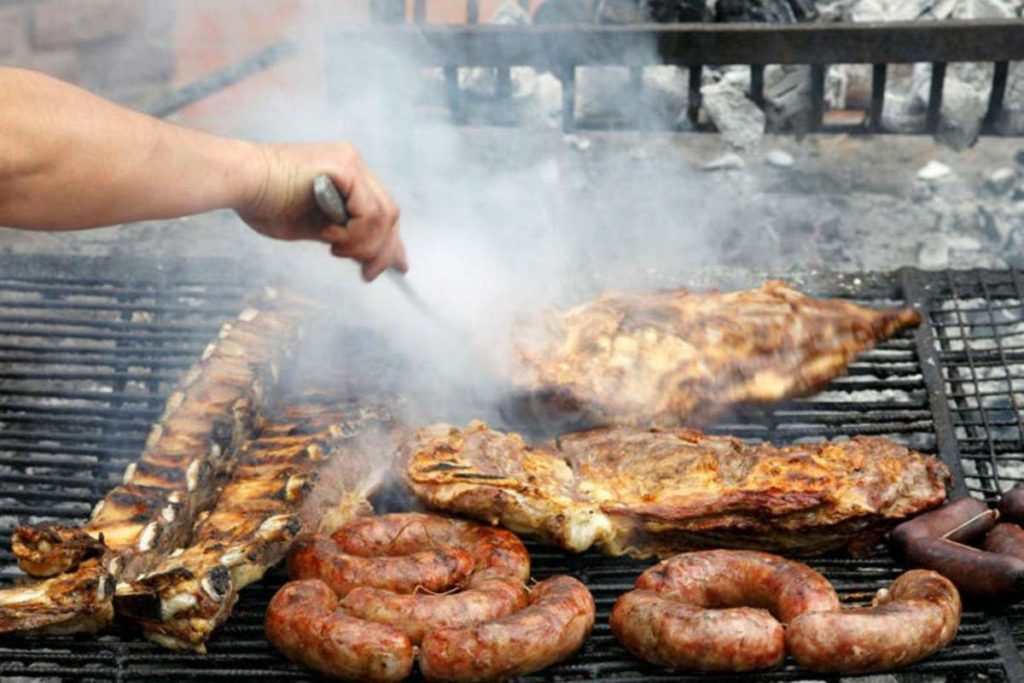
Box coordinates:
[926,62,947,134]
[870,63,887,133]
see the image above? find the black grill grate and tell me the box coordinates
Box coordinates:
[1,257,1023,681]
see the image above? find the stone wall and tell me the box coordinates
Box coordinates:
[0,0,175,104]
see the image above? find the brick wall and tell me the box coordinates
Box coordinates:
[0,0,175,104]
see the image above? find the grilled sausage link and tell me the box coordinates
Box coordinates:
[340,576,527,644]
[419,575,595,683]
[635,550,840,622]
[983,522,1024,560]
[999,486,1024,525]
[265,579,413,682]
[903,535,1024,600]
[333,512,531,583]
[891,497,996,560]
[610,590,785,672]
[287,535,474,597]
[787,570,961,673]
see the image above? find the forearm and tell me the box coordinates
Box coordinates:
[0,67,265,230]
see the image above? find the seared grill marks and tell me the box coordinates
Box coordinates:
[513,281,921,429]
[0,290,316,636]
[404,422,950,557]
[115,402,393,651]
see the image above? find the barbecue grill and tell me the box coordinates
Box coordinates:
[1,254,1023,681]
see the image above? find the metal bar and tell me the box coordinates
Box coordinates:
[143,41,296,119]
[927,62,947,134]
[984,60,1010,130]
[562,66,577,132]
[687,65,703,126]
[331,20,1024,68]
[870,63,886,132]
[629,66,644,127]
[899,267,970,499]
[444,66,464,124]
[810,64,826,130]
[988,615,1024,682]
[467,0,480,23]
[750,64,765,108]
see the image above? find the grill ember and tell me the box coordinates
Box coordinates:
[1,262,1024,681]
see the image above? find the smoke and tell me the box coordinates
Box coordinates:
[164,2,751,438]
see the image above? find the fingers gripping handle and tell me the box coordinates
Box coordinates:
[313,174,350,226]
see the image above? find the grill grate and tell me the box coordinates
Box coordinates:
[1,257,1023,681]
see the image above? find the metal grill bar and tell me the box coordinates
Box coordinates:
[3,258,1024,680]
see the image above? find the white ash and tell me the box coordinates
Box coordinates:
[701,79,766,150]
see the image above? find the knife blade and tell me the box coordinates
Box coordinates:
[311,174,452,328]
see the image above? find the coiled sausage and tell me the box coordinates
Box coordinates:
[265,579,413,682]
[787,569,960,673]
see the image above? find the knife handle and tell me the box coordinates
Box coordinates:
[313,174,350,226]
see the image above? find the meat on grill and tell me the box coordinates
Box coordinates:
[0,289,315,636]
[403,422,950,557]
[511,281,921,429]
[113,401,395,651]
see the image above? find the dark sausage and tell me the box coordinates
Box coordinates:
[265,579,413,682]
[786,570,960,673]
[903,536,1024,601]
[999,487,1024,525]
[891,498,995,559]
[287,535,474,597]
[634,550,839,623]
[610,590,785,672]
[332,512,530,583]
[419,575,595,683]
[339,577,528,644]
[983,523,1024,560]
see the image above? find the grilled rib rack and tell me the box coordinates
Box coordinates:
[1,256,1023,681]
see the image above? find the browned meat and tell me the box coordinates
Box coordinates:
[1,290,315,636]
[786,570,961,672]
[610,551,836,672]
[611,591,785,672]
[0,560,113,636]
[634,550,839,622]
[403,422,949,557]
[340,577,528,644]
[115,402,394,651]
[289,535,476,598]
[419,576,595,683]
[334,513,531,583]
[265,579,413,682]
[513,281,921,428]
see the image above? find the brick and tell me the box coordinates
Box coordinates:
[0,6,25,56]
[32,0,143,49]
[80,35,173,90]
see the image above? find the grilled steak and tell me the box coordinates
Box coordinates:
[0,290,315,636]
[403,422,950,557]
[512,281,921,429]
[114,401,394,651]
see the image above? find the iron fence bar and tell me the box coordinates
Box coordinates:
[926,62,947,134]
[750,64,765,108]
[985,60,1010,130]
[687,65,703,125]
[810,64,826,130]
[345,20,1024,67]
[870,63,887,132]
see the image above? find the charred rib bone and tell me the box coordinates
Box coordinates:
[0,289,316,636]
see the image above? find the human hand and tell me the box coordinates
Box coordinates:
[237,141,407,281]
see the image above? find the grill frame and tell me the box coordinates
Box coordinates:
[2,255,1024,681]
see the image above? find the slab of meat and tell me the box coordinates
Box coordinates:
[114,401,395,651]
[403,422,949,557]
[0,290,316,636]
[512,281,920,429]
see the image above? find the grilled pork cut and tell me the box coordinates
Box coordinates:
[0,290,315,636]
[513,281,921,428]
[114,401,394,651]
[403,422,950,557]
